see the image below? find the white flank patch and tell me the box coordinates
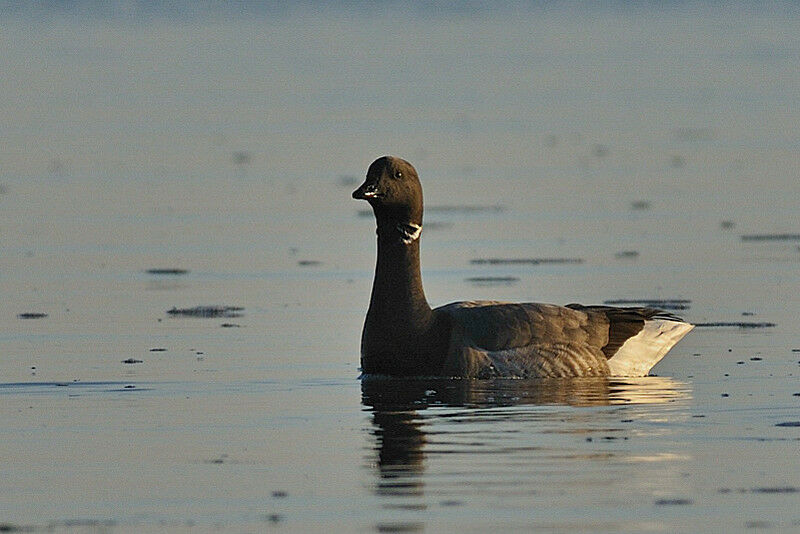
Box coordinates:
[607,320,694,377]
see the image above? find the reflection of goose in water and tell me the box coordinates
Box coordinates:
[362,376,689,494]
[353,156,693,378]
[362,375,688,411]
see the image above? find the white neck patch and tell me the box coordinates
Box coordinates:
[396,222,422,245]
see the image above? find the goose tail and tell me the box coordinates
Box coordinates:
[607,319,694,377]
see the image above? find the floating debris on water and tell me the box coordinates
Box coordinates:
[741,234,800,242]
[592,144,610,158]
[297,260,322,266]
[744,521,773,529]
[471,258,583,265]
[146,268,189,275]
[231,151,252,166]
[465,276,520,285]
[630,200,651,210]
[615,251,639,259]
[654,498,693,506]
[720,220,735,229]
[358,205,504,217]
[17,313,48,319]
[149,348,166,352]
[750,486,799,493]
[603,299,691,311]
[47,519,118,530]
[272,491,288,498]
[375,522,421,532]
[775,422,800,427]
[220,323,241,328]
[337,175,358,186]
[423,221,452,230]
[694,322,775,328]
[674,127,714,141]
[604,299,691,304]
[122,358,143,364]
[167,306,244,318]
[427,205,505,214]
[0,523,34,532]
[669,155,686,168]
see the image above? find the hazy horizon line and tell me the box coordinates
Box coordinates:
[3,0,800,23]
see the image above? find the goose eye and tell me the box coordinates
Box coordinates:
[394,171,403,179]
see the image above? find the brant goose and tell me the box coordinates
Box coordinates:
[353,156,693,378]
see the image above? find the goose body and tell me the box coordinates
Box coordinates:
[353,156,693,378]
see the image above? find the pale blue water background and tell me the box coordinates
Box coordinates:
[2,2,800,532]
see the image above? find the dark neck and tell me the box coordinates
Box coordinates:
[367,217,432,332]
[361,209,451,376]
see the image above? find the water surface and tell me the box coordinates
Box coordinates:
[2,3,800,532]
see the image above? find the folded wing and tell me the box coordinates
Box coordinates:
[436,301,692,377]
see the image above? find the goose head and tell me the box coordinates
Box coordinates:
[353,156,423,226]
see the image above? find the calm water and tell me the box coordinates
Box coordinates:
[2,3,800,532]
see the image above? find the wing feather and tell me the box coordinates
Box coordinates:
[437,301,690,363]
